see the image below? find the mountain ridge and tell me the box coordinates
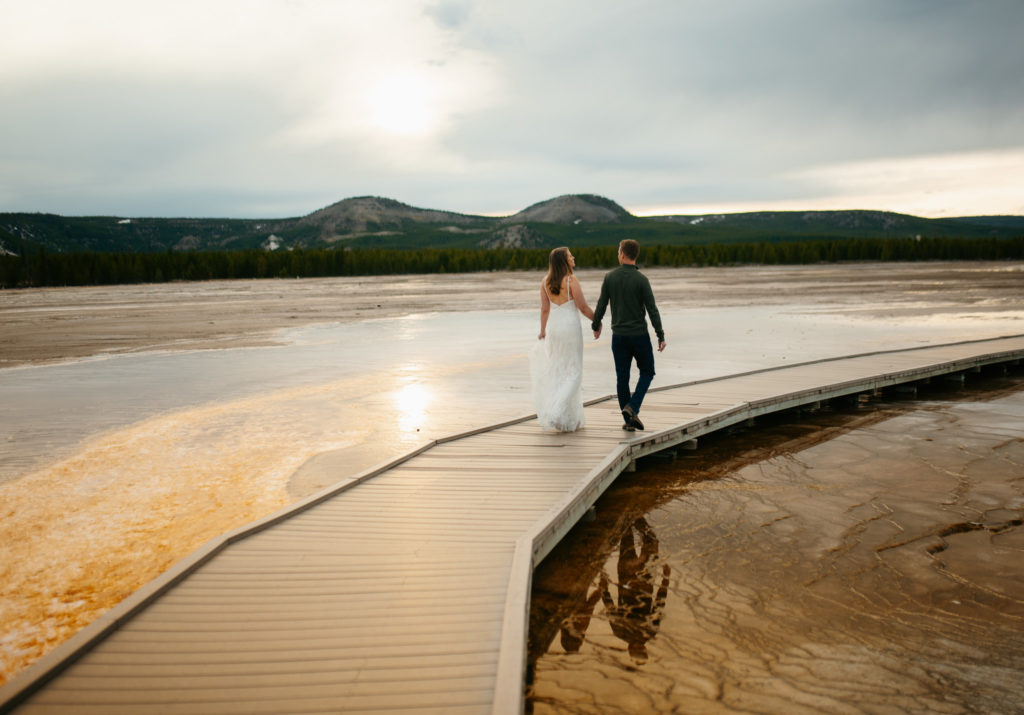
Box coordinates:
[2,194,1022,255]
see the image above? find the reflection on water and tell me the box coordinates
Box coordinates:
[0,311,537,485]
[2,266,1023,687]
[529,373,1024,714]
[394,378,432,435]
[0,311,540,683]
[554,518,671,665]
[599,519,671,665]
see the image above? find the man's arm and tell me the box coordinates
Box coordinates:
[643,278,666,349]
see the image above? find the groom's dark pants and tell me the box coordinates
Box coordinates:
[612,333,655,414]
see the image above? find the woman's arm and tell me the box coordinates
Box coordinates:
[570,275,595,321]
[538,283,550,339]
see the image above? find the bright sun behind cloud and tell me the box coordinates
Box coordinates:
[366,71,438,137]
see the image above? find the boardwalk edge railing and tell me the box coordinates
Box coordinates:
[3,334,1023,714]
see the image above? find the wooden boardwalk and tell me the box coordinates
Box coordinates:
[3,335,1023,714]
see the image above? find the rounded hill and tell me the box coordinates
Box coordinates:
[501,194,632,225]
[299,196,493,237]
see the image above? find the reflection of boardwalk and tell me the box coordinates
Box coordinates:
[3,336,1023,715]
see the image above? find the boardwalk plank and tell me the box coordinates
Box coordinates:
[78,650,497,672]
[30,681,495,712]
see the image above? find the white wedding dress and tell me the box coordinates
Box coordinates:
[530,290,585,432]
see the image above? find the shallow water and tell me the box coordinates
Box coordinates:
[1,263,1023,684]
[528,375,1024,714]
[0,311,537,483]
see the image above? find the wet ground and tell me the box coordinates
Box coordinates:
[1,262,1022,686]
[528,371,1024,714]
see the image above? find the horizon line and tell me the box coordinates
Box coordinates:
[3,197,1021,221]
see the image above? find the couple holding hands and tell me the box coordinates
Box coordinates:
[531,239,666,433]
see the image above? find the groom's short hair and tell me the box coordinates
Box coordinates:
[619,239,639,260]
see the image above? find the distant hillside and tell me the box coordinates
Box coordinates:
[0,214,290,255]
[1,195,1021,256]
[299,196,497,241]
[651,210,1024,241]
[658,210,918,231]
[944,215,1024,230]
[501,194,631,225]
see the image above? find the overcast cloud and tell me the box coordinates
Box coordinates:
[1,0,1022,218]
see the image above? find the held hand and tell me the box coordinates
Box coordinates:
[658,340,666,352]
[593,327,602,340]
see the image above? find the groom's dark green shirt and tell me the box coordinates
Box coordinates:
[591,264,664,341]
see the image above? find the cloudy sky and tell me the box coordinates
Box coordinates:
[2,0,1022,219]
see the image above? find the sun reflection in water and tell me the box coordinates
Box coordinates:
[393,378,433,436]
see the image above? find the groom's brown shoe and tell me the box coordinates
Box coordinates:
[622,405,644,431]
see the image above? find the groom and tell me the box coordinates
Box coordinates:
[591,239,666,432]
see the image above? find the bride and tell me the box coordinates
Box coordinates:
[531,247,595,432]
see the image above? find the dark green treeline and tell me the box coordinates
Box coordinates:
[3,236,1023,288]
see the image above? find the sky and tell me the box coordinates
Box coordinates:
[1,0,1022,219]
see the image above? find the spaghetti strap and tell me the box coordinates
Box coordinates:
[547,275,576,307]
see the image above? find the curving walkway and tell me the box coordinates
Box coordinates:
[3,335,1023,714]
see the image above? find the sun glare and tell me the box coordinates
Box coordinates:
[394,381,432,435]
[367,72,437,137]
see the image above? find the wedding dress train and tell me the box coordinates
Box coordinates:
[530,298,585,432]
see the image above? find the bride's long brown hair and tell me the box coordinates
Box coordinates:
[546,247,572,296]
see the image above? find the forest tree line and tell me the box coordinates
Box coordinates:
[2,235,1023,289]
